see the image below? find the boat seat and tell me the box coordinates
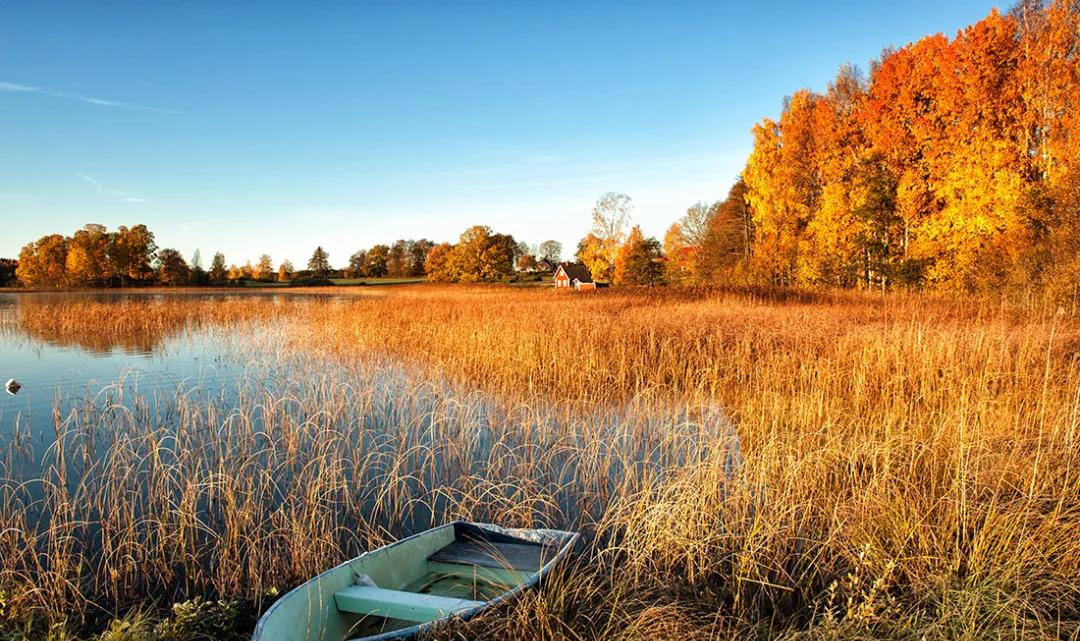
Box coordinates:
[428,540,551,572]
[334,585,484,623]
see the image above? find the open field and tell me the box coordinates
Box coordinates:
[0,286,1077,640]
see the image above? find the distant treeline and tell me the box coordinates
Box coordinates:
[5,223,573,288]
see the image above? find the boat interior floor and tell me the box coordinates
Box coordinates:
[334,538,554,623]
[427,540,554,572]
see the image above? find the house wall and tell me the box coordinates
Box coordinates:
[554,268,570,288]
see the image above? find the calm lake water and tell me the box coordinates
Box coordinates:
[1,294,217,419]
[0,292,321,471]
[0,291,738,529]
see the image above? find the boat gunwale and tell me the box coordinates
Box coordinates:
[250,521,580,641]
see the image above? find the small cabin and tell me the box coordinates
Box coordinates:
[554,264,596,291]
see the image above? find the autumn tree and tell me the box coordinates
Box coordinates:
[209,252,227,282]
[156,249,190,286]
[517,254,537,272]
[365,245,389,277]
[852,10,1039,291]
[346,250,367,278]
[110,224,157,284]
[663,203,712,284]
[850,156,905,289]
[16,234,69,288]
[408,239,435,276]
[1019,1,1080,304]
[614,226,664,286]
[480,234,518,281]
[576,233,610,282]
[913,11,1028,290]
[662,224,689,285]
[804,67,860,285]
[700,178,754,282]
[424,243,456,282]
[387,241,409,277]
[744,89,826,285]
[66,224,113,286]
[255,254,274,281]
[278,260,294,282]
[446,226,517,282]
[308,246,331,277]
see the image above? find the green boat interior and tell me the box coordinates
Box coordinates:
[339,526,558,639]
[257,523,562,641]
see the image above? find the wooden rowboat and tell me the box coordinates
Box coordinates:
[251,522,579,641]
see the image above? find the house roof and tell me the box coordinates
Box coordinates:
[558,263,594,284]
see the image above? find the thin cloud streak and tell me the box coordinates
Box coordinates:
[180,219,214,232]
[1,80,177,114]
[0,81,36,92]
[77,173,148,204]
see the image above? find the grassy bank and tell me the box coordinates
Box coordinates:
[0,286,1077,640]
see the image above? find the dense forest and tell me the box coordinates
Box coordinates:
[732,1,1080,299]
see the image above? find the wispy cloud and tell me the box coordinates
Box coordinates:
[1,80,177,114]
[180,219,214,232]
[0,81,36,92]
[77,173,147,204]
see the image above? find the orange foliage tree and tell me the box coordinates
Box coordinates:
[737,2,1080,300]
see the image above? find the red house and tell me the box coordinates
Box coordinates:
[553,263,596,290]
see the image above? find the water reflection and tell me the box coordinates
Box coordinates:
[0,292,314,355]
[14,297,164,355]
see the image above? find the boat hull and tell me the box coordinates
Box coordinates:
[251,522,579,641]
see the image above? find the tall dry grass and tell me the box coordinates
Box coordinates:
[0,286,1077,640]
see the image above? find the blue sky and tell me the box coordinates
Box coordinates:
[1,1,1000,267]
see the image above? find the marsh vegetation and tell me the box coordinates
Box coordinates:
[0,287,1077,640]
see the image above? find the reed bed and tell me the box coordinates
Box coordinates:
[9,295,299,354]
[0,286,1077,640]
